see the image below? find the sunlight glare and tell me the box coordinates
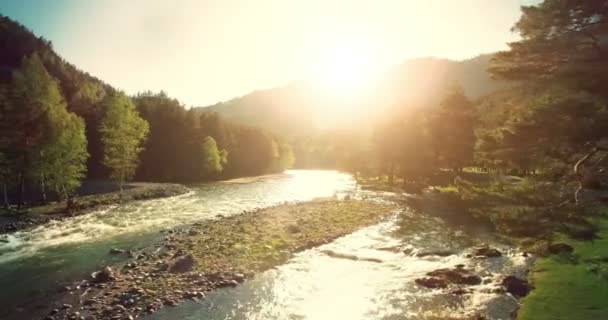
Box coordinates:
[314,40,379,95]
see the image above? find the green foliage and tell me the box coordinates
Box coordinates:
[39,109,88,198]
[431,84,475,170]
[201,136,224,175]
[99,92,149,189]
[133,92,292,182]
[0,53,89,205]
[490,0,608,95]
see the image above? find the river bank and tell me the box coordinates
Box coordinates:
[518,210,608,320]
[36,199,396,320]
[0,182,190,235]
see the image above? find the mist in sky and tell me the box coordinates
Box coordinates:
[0,0,538,106]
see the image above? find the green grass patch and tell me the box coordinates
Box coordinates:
[518,216,608,320]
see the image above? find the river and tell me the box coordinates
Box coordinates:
[0,170,528,320]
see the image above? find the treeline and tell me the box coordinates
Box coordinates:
[0,16,293,208]
[134,92,294,182]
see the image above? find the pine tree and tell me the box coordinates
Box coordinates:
[431,84,475,171]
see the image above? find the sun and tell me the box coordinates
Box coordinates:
[314,41,378,95]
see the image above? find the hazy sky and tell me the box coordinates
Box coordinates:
[0,0,540,106]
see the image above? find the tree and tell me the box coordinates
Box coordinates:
[99,92,149,191]
[0,53,73,207]
[489,0,608,204]
[373,120,404,184]
[38,109,88,202]
[489,0,608,96]
[276,141,295,171]
[399,112,435,185]
[201,136,225,176]
[0,152,10,208]
[431,84,475,171]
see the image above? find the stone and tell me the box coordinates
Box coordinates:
[109,248,125,254]
[91,267,116,283]
[473,246,502,258]
[548,243,574,255]
[416,267,482,289]
[501,275,532,298]
[415,277,448,289]
[169,254,195,273]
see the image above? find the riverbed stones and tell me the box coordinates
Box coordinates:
[501,275,532,298]
[109,248,125,254]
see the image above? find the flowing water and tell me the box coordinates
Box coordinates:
[0,170,528,320]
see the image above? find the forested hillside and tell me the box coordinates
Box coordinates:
[199,54,506,137]
[0,15,293,207]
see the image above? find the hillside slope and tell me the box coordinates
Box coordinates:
[198,54,506,137]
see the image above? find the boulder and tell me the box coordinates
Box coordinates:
[548,243,574,255]
[416,266,482,289]
[169,254,195,273]
[415,277,448,289]
[501,275,532,298]
[474,246,502,258]
[91,267,116,283]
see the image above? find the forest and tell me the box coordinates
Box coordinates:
[0,0,606,215]
[0,15,294,208]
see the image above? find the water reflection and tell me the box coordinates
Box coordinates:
[147,217,528,320]
[0,170,354,262]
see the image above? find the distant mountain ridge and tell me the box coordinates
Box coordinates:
[196,53,506,137]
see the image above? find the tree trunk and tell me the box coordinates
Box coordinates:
[2,181,8,209]
[573,147,607,205]
[40,173,47,204]
[17,172,24,211]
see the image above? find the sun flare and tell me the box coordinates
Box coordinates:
[314,41,379,95]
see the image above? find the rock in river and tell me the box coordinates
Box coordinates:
[547,243,574,255]
[91,267,116,283]
[416,266,482,289]
[501,275,532,298]
[473,246,502,258]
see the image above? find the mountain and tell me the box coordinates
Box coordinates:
[196,54,507,137]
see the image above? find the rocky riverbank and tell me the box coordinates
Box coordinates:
[38,199,395,320]
[0,182,190,235]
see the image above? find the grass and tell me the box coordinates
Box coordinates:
[518,214,608,320]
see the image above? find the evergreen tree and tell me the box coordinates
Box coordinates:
[99,92,149,191]
[431,84,475,171]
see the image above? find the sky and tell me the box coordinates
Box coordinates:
[0,0,540,106]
